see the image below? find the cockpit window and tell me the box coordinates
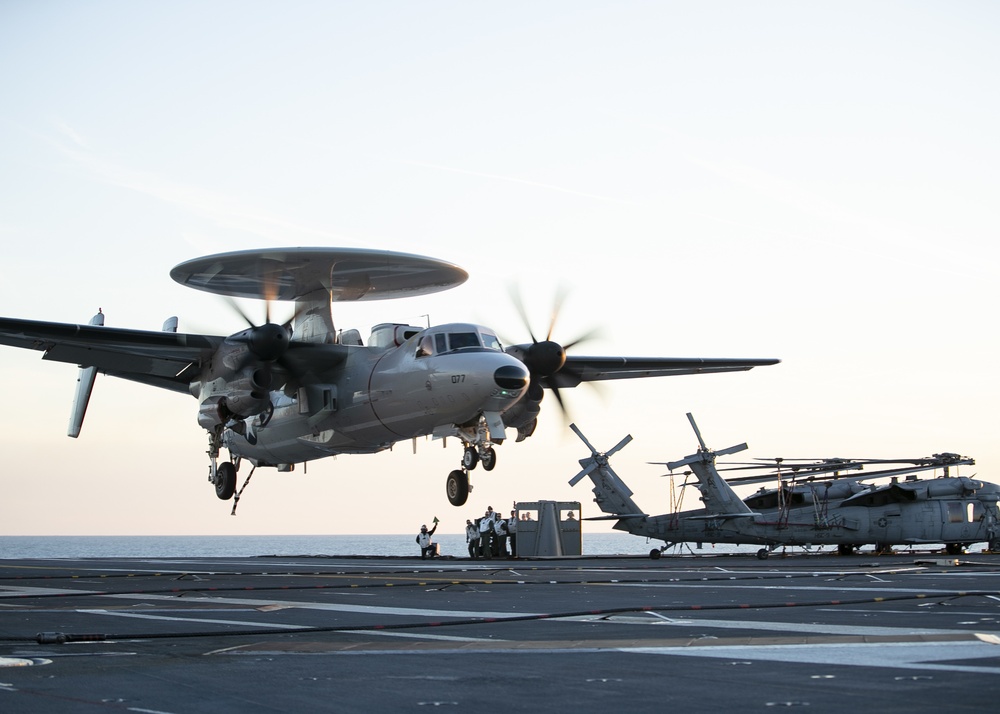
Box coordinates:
[416,335,434,358]
[416,329,505,356]
[481,331,503,351]
[447,332,480,351]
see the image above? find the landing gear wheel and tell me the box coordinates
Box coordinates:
[446,469,469,507]
[649,549,661,560]
[756,548,769,560]
[481,447,497,472]
[837,544,856,556]
[462,447,479,470]
[215,462,237,500]
[945,543,965,556]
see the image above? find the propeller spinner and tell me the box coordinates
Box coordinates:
[507,286,600,421]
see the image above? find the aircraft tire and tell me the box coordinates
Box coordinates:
[756,548,769,560]
[215,462,237,500]
[462,447,479,470]
[649,549,661,560]
[446,469,469,507]
[481,447,497,471]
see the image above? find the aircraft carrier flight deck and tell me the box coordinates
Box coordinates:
[1,552,999,712]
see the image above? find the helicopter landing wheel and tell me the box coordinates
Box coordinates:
[756,548,769,560]
[215,462,237,500]
[649,549,662,560]
[446,469,469,507]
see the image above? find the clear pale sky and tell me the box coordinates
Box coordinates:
[1,2,997,536]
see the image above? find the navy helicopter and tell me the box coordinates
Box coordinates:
[0,248,779,509]
[569,414,1000,558]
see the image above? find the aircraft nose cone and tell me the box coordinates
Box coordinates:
[494,364,529,391]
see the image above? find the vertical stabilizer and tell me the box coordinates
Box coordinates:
[663,413,753,516]
[67,309,105,438]
[568,424,648,520]
[293,290,336,343]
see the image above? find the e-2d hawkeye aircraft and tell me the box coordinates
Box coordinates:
[569,414,1000,558]
[0,248,779,509]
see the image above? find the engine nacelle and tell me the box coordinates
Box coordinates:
[196,367,273,429]
[501,383,543,441]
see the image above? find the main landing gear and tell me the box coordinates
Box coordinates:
[446,444,499,507]
[207,425,245,505]
[215,461,237,500]
[757,544,779,560]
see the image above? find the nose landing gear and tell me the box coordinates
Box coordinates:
[446,469,470,507]
[445,414,504,506]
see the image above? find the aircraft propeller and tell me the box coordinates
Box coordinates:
[507,285,601,421]
[221,289,314,392]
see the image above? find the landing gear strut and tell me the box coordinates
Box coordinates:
[446,415,502,506]
[207,425,240,502]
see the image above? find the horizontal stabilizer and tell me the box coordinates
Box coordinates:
[686,512,760,521]
[583,513,648,521]
[666,443,748,471]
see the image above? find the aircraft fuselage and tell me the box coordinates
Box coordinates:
[215,323,530,465]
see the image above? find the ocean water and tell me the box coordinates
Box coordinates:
[0,533,745,559]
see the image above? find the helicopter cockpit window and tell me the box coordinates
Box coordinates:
[447,332,480,351]
[416,335,434,358]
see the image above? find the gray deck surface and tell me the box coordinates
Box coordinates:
[2,552,999,712]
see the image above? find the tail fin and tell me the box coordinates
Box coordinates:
[660,413,754,518]
[293,293,337,343]
[568,424,648,521]
[67,309,105,438]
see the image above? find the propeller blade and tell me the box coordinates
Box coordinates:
[224,296,257,329]
[549,383,569,420]
[563,327,602,351]
[546,285,568,341]
[508,284,539,344]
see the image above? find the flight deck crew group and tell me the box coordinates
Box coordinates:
[465,507,519,559]
[422,508,526,559]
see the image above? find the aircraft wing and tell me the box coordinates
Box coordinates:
[0,316,355,394]
[551,356,780,388]
[0,316,225,393]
